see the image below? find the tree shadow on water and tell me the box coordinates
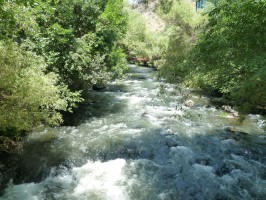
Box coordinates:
[63,83,129,126]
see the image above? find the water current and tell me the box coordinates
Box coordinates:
[0,65,265,200]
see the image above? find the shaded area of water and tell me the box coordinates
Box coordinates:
[0,65,265,200]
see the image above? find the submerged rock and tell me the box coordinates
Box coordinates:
[165,140,179,148]
[213,162,233,177]
[184,100,195,107]
[224,127,249,141]
[222,105,239,117]
[196,157,212,166]
[224,127,248,135]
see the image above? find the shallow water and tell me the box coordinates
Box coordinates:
[0,65,265,200]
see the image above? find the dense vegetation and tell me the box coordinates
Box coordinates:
[127,0,266,114]
[1,0,265,150]
[0,0,128,146]
[188,0,266,113]
[122,2,165,66]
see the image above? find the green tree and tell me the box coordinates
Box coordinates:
[188,0,266,112]
[97,0,127,49]
[0,42,81,134]
[122,7,149,58]
[97,0,128,74]
[27,0,128,91]
[122,3,166,67]
[0,0,129,139]
[157,0,202,80]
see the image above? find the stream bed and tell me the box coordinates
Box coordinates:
[0,65,265,200]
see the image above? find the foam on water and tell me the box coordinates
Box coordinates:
[1,65,265,199]
[1,159,128,200]
[72,159,127,199]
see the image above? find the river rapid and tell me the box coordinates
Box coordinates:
[0,65,265,200]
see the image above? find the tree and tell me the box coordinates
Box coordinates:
[122,2,166,67]
[0,0,128,139]
[0,42,81,134]
[157,0,202,79]
[188,0,266,112]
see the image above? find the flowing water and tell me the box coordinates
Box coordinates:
[0,65,266,200]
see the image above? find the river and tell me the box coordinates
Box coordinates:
[0,65,265,200]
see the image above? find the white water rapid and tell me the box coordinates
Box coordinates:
[0,65,265,200]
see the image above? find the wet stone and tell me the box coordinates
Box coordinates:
[165,140,179,148]
[213,162,233,177]
[222,105,239,117]
[196,157,212,166]
[224,127,248,135]
[118,146,139,159]
[184,99,195,107]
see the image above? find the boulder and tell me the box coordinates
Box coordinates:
[184,100,195,107]
[213,161,233,177]
[224,127,248,135]
[222,105,239,117]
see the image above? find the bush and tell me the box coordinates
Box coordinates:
[0,0,128,139]
[0,42,81,134]
[188,0,266,112]
[157,0,202,79]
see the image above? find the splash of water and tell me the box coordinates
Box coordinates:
[0,65,265,199]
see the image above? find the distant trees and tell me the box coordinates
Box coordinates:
[122,7,150,58]
[156,0,202,81]
[0,0,128,138]
[122,4,165,66]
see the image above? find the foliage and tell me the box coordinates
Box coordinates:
[0,1,39,41]
[0,0,128,139]
[108,46,128,77]
[157,0,203,79]
[122,3,166,66]
[122,7,149,58]
[156,0,265,113]
[67,33,110,90]
[188,0,266,112]
[0,0,128,91]
[0,42,81,134]
[97,0,128,74]
[97,0,127,50]
[33,1,107,91]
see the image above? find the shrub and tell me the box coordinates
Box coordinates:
[0,42,81,134]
